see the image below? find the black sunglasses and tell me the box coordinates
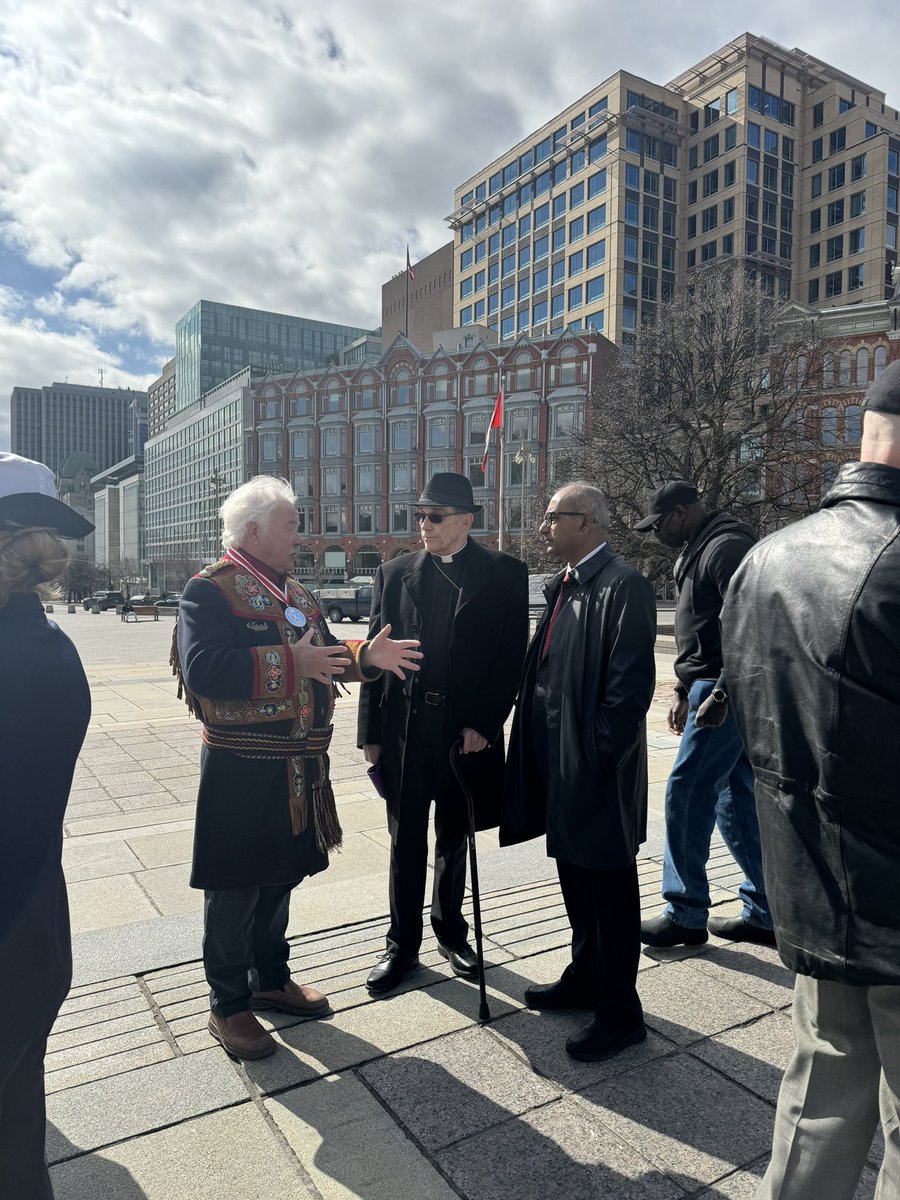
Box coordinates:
[541,511,586,526]
[414,510,466,524]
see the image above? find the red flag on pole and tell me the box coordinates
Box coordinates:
[406,246,415,282]
[481,387,503,473]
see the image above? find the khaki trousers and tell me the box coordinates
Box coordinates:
[757,973,900,1200]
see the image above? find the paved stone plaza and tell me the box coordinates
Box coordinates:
[42,608,879,1199]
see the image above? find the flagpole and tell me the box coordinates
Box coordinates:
[497,365,505,552]
[404,245,410,338]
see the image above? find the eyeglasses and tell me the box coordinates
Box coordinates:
[414,510,466,525]
[541,511,586,526]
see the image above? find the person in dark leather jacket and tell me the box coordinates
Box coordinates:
[721,359,900,1200]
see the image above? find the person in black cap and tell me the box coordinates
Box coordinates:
[721,358,900,1199]
[359,472,528,993]
[0,452,94,1199]
[634,479,775,948]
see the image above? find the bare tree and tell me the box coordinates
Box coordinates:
[569,262,826,580]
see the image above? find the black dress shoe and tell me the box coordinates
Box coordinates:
[566,1018,647,1062]
[641,914,708,948]
[366,952,420,994]
[437,941,479,979]
[708,915,777,947]
[524,978,594,1011]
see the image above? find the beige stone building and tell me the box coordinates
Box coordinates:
[448,33,900,347]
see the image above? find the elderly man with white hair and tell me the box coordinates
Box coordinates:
[174,476,421,1060]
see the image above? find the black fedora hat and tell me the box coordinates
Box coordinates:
[417,472,482,514]
[0,452,95,539]
[634,480,700,533]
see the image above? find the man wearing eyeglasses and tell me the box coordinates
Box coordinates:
[634,480,774,950]
[502,482,656,1061]
[358,472,528,994]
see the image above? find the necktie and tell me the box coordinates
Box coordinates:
[541,571,571,659]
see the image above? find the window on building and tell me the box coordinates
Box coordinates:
[812,102,824,128]
[764,129,778,155]
[826,235,844,262]
[848,264,864,291]
[808,279,820,303]
[850,190,866,218]
[811,138,823,163]
[849,227,865,254]
[723,161,735,188]
[829,127,846,155]
[810,244,821,268]
[585,275,605,303]
[828,163,845,191]
[567,284,582,309]
[701,240,716,262]
[355,424,377,455]
[725,125,737,151]
[825,270,843,298]
[702,205,717,232]
[747,159,759,185]
[827,200,845,227]
[851,153,866,181]
[702,170,719,197]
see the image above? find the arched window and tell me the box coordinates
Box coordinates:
[844,404,862,444]
[874,346,887,377]
[796,355,808,388]
[821,407,838,446]
[838,350,851,386]
[856,348,869,385]
[822,352,834,388]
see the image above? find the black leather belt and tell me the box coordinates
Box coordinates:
[423,691,447,707]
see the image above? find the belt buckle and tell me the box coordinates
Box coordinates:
[424,691,446,707]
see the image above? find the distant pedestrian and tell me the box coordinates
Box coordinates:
[723,362,900,1200]
[174,476,421,1061]
[634,481,774,949]
[502,483,656,1061]
[0,452,94,1200]
[359,473,527,994]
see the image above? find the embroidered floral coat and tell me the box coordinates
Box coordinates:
[176,557,374,890]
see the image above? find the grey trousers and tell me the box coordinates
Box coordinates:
[757,973,900,1200]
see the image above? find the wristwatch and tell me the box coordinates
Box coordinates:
[711,688,728,704]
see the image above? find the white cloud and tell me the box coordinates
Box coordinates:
[1,0,898,448]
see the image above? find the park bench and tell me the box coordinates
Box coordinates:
[119,605,159,622]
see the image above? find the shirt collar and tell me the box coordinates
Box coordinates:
[567,541,608,579]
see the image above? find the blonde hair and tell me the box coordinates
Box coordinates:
[0,526,69,609]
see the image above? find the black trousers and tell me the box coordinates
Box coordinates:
[0,1034,54,1200]
[556,857,643,1027]
[203,882,295,1017]
[387,721,468,957]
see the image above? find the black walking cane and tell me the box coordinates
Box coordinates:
[449,738,491,1024]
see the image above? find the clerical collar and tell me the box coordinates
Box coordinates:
[235,547,286,587]
[430,539,470,565]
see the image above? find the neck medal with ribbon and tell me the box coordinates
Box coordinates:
[224,548,307,627]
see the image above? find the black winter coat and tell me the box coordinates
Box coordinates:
[501,548,657,870]
[357,541,527,836]
[722,463,900,985]
[0,593,90,1070]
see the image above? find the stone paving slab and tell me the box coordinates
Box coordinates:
[577,1051,774,1190]
[50,1103,315,1199]
[46,1050,248,1161]
[435,1094,686,1200]
[267,1073,459,1200]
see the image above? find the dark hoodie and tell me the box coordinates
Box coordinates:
[672,510,756,690]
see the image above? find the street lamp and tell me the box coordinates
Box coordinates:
[514,436,537,560]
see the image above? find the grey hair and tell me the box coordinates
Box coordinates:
[220,476,297,550]
[558,480,610,530]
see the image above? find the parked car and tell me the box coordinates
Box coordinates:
[154,593,183,609]
[82,590,125,611]
[317,584,373,623]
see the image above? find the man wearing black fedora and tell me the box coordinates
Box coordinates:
[358,472,528,993]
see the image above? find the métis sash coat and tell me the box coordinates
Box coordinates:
[357,541,528,833]
[501,548,657,869]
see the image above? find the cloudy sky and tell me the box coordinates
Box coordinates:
[1,0,896,447]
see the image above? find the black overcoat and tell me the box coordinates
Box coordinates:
[357,540,528,836]
[0,593,90,1074]
[501,548,656,870]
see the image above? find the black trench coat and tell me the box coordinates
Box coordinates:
[501,548,656,870]
[357,540,528,836]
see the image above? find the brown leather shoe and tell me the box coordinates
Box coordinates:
[208,1011,277,1060]
[250,978,330,1016]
